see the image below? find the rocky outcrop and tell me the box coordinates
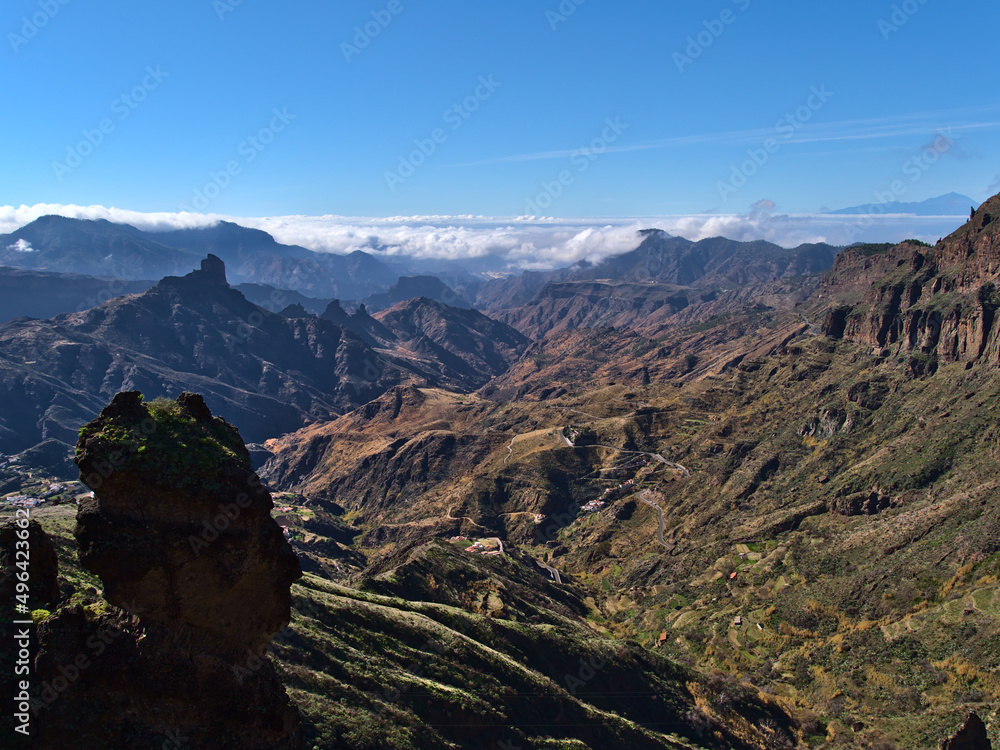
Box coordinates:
[822,194,1000,370]
[320,299,351,327]
[939,713,992,750]
[33,391,302,749]
[828,487,891,517]
[799,407,853,439]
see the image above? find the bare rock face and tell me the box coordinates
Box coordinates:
[822,193,1000,370]
[73,390,300,654]
[940,713,992,750]
[34,391,303,750]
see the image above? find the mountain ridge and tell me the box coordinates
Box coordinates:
[828,191,980,216]
[0,216,400,299]
[0,255,399,457]
[0,256,529,462]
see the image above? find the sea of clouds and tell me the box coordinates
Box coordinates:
[0,201,968,273]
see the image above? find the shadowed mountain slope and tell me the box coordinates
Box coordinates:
[0,255,400,456]
[358,275,471,313]
[0,266,154,323]
[0,216,198,280]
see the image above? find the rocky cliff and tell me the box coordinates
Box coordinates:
[33,391,302,749]
[823,194,1000,369]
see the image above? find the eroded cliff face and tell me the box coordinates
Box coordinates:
[33,391,302,750]
[823,195,1000,370]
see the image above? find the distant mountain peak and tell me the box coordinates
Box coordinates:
[828,192,980,216]
[354,274,470,313]
[0,215,400,299]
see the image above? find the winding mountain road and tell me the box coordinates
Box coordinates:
[574,442,690,478]
[501,401,690,558]
[639,490,672,550]
[446,506,488,529]
[534,558,563,584]
[555,406,602,421]
[503,435,516,464]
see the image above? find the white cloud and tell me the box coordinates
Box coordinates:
[0,203,221,234]
[0,203,971,271]
[6,239,34,253]
[657,208,962,247]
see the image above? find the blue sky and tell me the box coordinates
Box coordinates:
[2,0,998,253]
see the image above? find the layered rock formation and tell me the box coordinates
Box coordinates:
[33,391,302,749]
[823,194,1000,368]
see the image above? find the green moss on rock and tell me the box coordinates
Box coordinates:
[76,391,248,492]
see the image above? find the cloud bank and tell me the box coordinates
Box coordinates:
[0,203,970,272]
